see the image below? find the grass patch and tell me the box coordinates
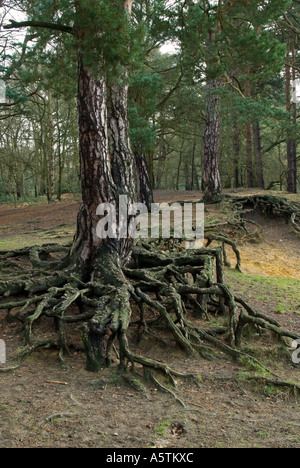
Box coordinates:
[0,226,75,251]
[154,421,172,437]
[225,269,300,315]
[0,236,42,251]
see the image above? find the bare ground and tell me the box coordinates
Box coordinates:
[0,189,300,448]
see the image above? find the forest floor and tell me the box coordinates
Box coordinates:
[0,189,300,448]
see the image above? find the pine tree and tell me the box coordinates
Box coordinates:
[282,1,299,193]
[174,0,288,199]
[2,0,140,369]
[1,0,299,382]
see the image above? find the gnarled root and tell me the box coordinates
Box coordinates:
[0,241,299,399]
[231,194,300,235]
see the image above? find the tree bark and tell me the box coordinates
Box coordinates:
[233,118,240,188]
[70,0,137,274]
[286,55,297,194]
[202,80,222,203]
[184,161,192,191]
[253,120,265,189]
[70,0,137,370]
[71,55,135,274]
[245,79,254,188]
[46,94,55,202]
[191,135,197,190]
[134,152,154,209]
[291,55,297,192]
[57,105,69,201]
[71,55,110,270]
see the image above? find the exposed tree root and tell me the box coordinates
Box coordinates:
[0,240,299,400]
[231,194,300,234]
[205,374,300,398]
[0,363,20,373]
[241,375,300,394]
[205,233,242,272]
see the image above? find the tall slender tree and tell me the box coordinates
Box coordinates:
[201,5,222,203]
[253,120,265,189]
[285,48,298,193]
[202,78,222,202]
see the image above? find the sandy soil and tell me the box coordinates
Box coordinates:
[227,211,300,280]
[1,189,299,279]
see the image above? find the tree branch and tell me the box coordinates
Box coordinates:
[3,20,74,35]
[262,138,287,155]
[157,72,183,109]
[281,13,300,35]
[0,88,39,108]
[2,33,36,81]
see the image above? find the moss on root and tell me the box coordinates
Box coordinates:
[0,238,299,401]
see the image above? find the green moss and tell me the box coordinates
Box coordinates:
[154,420,172,437]
[0,225,75,251]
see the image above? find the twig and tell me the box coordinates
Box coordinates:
[46,380,68,385]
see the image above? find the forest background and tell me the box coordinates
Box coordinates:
[0,0,299,205]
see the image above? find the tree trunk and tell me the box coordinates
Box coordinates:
[193,161,200,191]
[286,56,297,194]
[291,56,297,192]
[233,119,240,188]
[191,136,197,190]
[202,80,222,203]
[184,161,192,190]
[70,55,135,275]
[176,140,184,191]
[135,152,154,209]
[245,79,254,188]
[71,0,137,371]
[46,94,55,202]
[57,106,69,201]
[71,0,136,274]
[246,121,254,188]
[253,120,265,189]
[57,119,63,202]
